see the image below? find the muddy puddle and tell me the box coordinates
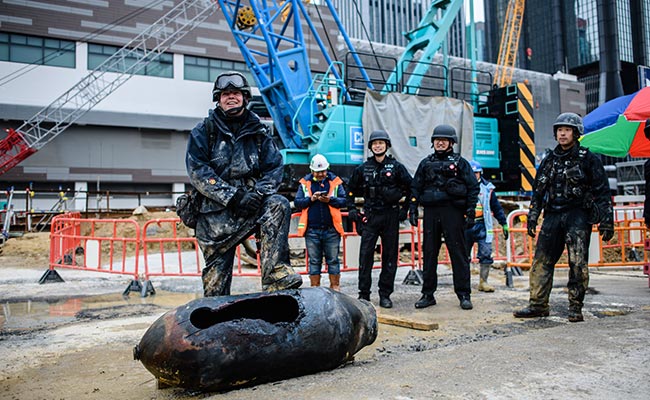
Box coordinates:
[0,291,201,334]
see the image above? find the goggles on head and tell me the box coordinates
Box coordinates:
[215,73,247,91]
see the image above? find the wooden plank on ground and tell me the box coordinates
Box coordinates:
[377,315,439,331]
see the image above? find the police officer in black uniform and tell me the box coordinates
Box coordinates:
[186,71,302,296]
[410,124,479,310]
[514,112,614,322]
[347,130,412,308]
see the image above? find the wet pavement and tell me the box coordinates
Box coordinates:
[0,263,649,399]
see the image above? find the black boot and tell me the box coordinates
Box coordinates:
[358,293,370,301]
[379,296,393,309]
[459,296,473,310]
[568,307,583,322]
[513,306,550,318]
[415,294,436,309]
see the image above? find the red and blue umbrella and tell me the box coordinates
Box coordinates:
[580,87,650,157]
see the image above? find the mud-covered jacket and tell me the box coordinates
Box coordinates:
[529,144,613,225]
[294,171,346,236]
[346,155,412,212]
[185,108,283,213]
[410,150,479,215]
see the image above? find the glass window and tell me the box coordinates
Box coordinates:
[183,55,252,84]
[0,33,75,67]
[87,43,173,78]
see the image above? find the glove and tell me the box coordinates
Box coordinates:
[240,190,263,213]
[408,206,419,227]
[527,220,537,238]
[399,207,408,222]
[599,222,614,242]
[502,224,509,240]
[464,209,475,229]
[348,208,360,223]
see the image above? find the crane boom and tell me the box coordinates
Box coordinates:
[382,0,464,95]
[217,0,373,149]
[0,0,216,175]
[493,0,525,87]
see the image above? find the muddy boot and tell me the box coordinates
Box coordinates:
[513,306,550,318]
[262,264,303,292]
[568,306,584,322]
[309,274,321,287]
[478,264,495,292]
[329,274,340,291]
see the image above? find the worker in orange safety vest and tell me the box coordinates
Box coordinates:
[294,154,346,290]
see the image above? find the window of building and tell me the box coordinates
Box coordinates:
[0,33,75,67]
[184,55,251,83]
[87,43,173,78]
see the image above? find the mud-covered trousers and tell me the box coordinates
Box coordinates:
[421,205,471,299]
[196,194,293,296]
[528,209,591,311]
[358,207,400,299]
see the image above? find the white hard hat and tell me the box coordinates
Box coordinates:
[310,154,329,172]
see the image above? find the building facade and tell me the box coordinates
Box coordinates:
[0,0,340,210]
[484,0,650,112]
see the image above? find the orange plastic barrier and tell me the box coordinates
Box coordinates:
[48,213,140,279]
[505,207,648,269]
[290,212,419,275]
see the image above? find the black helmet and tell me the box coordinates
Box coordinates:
[431,124,458,144]
[212,71,252,101]
[367,130,392,149]
[553,112,583,138]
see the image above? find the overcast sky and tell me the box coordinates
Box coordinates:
[465,0,485,22]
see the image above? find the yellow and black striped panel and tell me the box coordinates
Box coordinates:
[517,83,535,191]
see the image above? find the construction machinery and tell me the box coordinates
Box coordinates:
[493,0,526,87]
[0,0,534,193]
[0,0,217,175]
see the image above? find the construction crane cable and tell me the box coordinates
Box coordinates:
[0,0,168,87]
[350,0,386,83]
[311,2,339,64]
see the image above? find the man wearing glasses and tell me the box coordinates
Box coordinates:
[185,71,303,296]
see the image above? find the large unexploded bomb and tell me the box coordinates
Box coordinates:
[134,287,377,392]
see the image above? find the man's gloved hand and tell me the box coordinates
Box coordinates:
[599,222,614,242]
[502,224,509,240]
[464,209,475,229]
[409,205,419,227]
[399,207,408,222]
[240,190,263,213]
[527,220,537,238]
[348,207,360,223]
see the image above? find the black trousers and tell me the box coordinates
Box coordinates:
[421,205,471,299]
[357,207,400,298]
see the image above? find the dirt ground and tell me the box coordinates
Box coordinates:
[1,220,650,399]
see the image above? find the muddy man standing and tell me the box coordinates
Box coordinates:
[514,112,614,322]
